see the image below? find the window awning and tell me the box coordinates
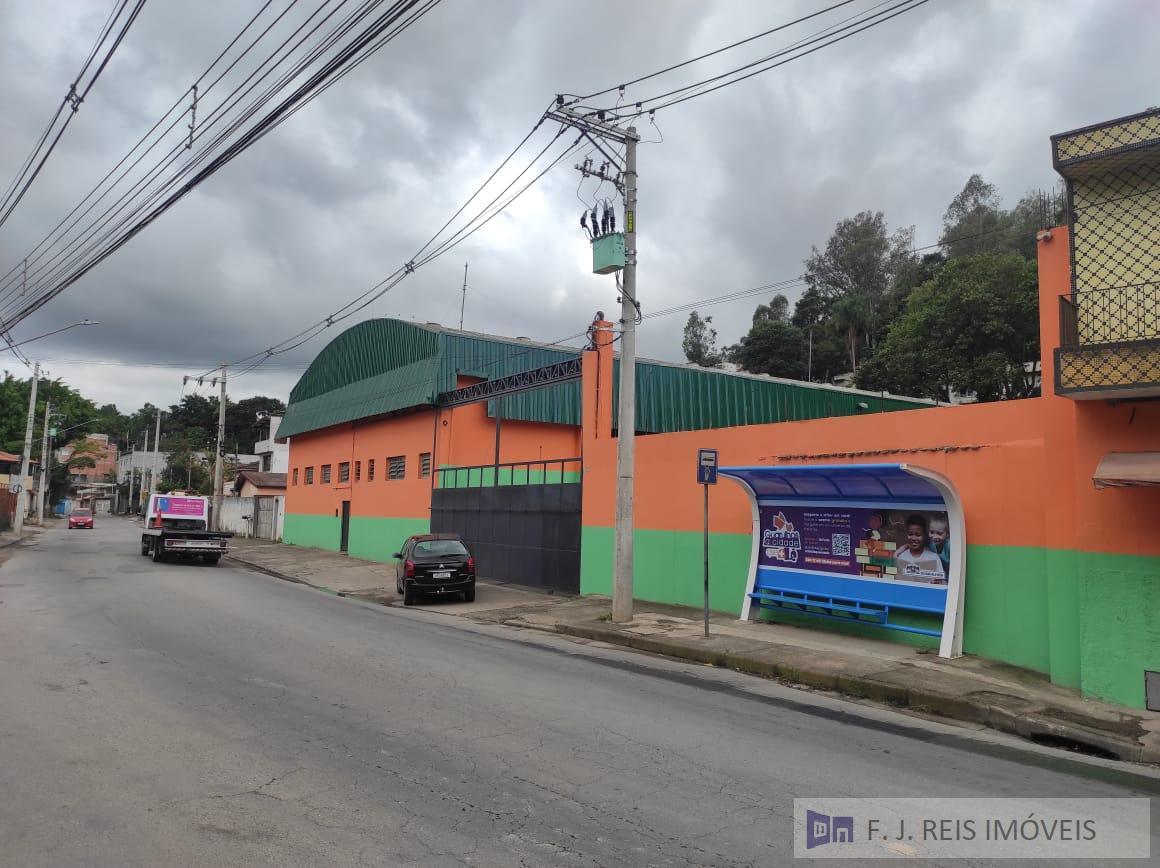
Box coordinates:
[718,463,944,503]
[1093,452,1160,489]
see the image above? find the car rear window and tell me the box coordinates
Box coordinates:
[73,510,92,516]
[413,540,467,557]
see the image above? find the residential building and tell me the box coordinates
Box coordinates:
[232,470,287,498]
[1053,107,1160,399]
[59,433,118,485]
[253,415,289,473]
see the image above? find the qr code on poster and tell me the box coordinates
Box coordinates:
[832,533,851,557]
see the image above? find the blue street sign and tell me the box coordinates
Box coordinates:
[697,448,718,485]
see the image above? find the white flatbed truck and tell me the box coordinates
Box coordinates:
[140,493,232,565]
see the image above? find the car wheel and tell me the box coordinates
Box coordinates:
[141,539,149,556]
[204,554,221,566]
[396,575,403,594]
[402,582,417,606]
[151,541,165,563]
[462,583,476,603]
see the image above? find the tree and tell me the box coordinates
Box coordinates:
[727,320,807,379]
[941,174,1005,258]
[803,211,913,360]
[682,311,723,367]
[855,253,1040,402]
[751,293,790,325]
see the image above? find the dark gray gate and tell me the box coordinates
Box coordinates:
[430,459,581,595]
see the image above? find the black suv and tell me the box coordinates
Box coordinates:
[393,534,476,606]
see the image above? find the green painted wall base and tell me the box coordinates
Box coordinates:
[580,525,1160,709]
[283,512,429,564]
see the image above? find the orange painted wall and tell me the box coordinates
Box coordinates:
[581,227,1160,559]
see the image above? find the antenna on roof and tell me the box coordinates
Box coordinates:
[459,261,468,330]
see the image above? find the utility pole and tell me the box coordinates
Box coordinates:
[612,126,638,623]
[126,446,134,515]
[36,400,51,522]
[546,100,640,623]
[13,362,39,536]
[151,408,162,494]
[141,428,150,508]
[212,366,227,530]
[459,261,468,330]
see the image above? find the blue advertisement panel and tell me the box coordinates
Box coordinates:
[759,505,949,586]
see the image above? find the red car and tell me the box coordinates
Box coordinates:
[68,508,94,529]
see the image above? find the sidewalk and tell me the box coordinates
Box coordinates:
[226,536,561,614]
[225,538,1160,764]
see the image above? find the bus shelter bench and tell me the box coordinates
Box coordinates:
[748,584,944,638]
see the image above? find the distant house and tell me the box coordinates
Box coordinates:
[60,433,118,485]
[231,470,287,498]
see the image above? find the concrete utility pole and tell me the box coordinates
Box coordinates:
[13,362,39,536]
[151,408,162,494]
[141,428,150,508]
[612,128,638,623]
[36,400,51,522]
[546,100,640,623]
[212,366,227,531]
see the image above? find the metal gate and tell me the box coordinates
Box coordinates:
[430,459,581,595]
[253,496,278,540]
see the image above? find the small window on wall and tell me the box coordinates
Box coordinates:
[292,468,299,486]
[368,458,375,481]
[338,462,350,483]
[419,452,432,478]
[321,464,332,484]
[354,461,361,482]
[305,466,314,485]
[388,455,406,480]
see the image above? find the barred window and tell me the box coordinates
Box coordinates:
[292,467,299,485]
[321,464,332,484]
[305,466,314,485]
[354,461,361,482]
[338,462,350,483]
[419,452,432,478]
[388,455,406,480]
[368,458,375,481]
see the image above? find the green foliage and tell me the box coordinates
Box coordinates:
[854,254,1041,401]
[727,320,807,379]
[682,311,723,368]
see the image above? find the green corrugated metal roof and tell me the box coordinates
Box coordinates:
[614,358,931,433]
[278,318,934,440]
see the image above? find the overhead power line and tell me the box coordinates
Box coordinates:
[0,0,442,330]
[0,0,148,230]
[190,0,936,385]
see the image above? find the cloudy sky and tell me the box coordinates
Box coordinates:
[1,0,1156,412]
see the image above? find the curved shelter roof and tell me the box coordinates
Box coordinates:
[278,319,935,440]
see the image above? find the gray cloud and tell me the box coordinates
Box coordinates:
[1,0,1157,412]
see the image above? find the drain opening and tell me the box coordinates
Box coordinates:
[1027,733,1120,760]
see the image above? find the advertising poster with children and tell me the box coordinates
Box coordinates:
[758,505,950,586]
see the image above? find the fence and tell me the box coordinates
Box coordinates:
[217,495,284,541]
[0,490,15,531]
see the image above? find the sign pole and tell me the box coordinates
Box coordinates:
[703,481,710,638]
[696,447,718,638]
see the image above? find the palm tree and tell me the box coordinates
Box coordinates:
[832,296,869,371]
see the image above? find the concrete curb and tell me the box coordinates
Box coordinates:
[525,620,1158,765]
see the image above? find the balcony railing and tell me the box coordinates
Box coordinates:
[1058,281,1160,349]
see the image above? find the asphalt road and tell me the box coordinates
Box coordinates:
[0,519,1155,867]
